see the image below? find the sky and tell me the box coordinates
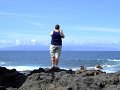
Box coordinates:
[0,0,120,49]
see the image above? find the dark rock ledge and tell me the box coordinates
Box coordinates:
[0,66,120,90]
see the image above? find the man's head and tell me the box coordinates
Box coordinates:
[55,24,60,30]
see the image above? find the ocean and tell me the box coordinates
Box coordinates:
[0,51,120,73]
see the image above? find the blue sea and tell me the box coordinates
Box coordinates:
[0,51,120,73]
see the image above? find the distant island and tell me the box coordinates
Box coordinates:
[0,45,120,51]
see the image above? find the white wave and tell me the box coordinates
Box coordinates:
[0,61,6,66]
[107,59,120,62]
[2,64,119,74]
[85,65,117,73]
[61,66,116,73]
[87,66,95,70]
[102,64,113,68]
[101,63,120,73]
[5,66,50,71]
[102,69,116,73]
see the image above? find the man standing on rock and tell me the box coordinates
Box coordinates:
[50,24,65,68]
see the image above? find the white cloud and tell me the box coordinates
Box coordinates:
[0,32,51,48]
[0,11,68,20]
[31,39,36,43]
[16,40,21,46]
[82,27,120,33]
[0,32,46,39]
[0,40,6,44]
[27,21,43,27]
[69,26,120,33]
[0,40,15,48]
[0,12,38,18]
[30,39,37,45]
[0,12,14,15]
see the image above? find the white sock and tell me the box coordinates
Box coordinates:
[55,65,58,67]
[52,64,55,67]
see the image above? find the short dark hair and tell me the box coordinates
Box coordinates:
[55,24,60,30]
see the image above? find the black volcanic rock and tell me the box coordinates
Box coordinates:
[0,86,6,90]
[0,67,26,89]
[28,67,45,76]
[1,67,120,90]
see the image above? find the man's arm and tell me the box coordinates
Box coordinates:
[60,30,65,38]
[50,31,53,36]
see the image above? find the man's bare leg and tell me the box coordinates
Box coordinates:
[52,57,55,67]
[55,57,59,67]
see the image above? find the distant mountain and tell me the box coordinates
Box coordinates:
[0,45,120,51]
[63,45,120,51]
[0,45,49,51]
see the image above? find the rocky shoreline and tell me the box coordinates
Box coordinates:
[0,67,120,90]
